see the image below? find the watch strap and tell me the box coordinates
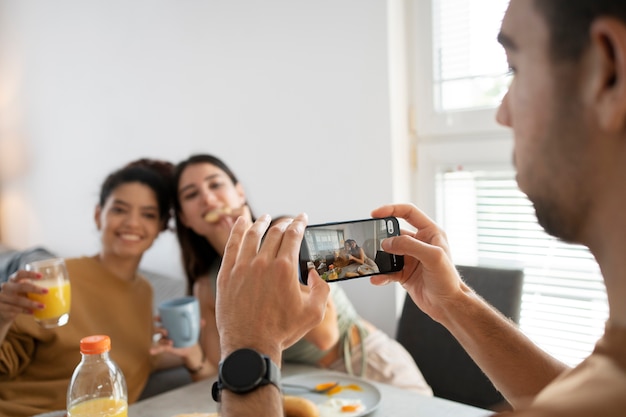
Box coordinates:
[212,349,281,402]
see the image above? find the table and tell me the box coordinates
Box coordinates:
[129,363,493,417]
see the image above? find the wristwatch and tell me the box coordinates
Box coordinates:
[211,348,281,402]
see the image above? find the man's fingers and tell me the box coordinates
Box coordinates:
[381,234,448,266]
[238,214,272,260]
[371,204,436,232]
[259,217,292,258]
[220,216,251,276]
[369,275,395,286]
[274,213,307,262]
[307,271,330,305]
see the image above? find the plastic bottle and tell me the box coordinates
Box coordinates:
[67,335,128,417]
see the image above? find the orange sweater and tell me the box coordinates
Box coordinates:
[0,256,154,417]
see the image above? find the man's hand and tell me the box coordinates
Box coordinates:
[370,204,469,322]
[215,213,330,363]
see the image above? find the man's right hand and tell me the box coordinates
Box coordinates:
[370,204,471,323]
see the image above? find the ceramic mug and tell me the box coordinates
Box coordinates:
[158,296,201,348]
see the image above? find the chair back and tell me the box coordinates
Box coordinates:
[396,264,524,410]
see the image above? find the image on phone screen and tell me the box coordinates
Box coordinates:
[299,217,404,284]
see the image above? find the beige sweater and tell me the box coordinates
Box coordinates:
[0,256,154,417]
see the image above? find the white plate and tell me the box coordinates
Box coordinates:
[282,371,381,416]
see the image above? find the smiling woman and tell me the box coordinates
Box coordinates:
[0,158,211,417]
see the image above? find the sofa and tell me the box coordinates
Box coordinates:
[0,244,192,400]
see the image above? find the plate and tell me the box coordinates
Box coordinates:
[282,371,381,416]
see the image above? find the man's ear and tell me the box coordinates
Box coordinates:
[589,18,626,132]
[94,205,102,230]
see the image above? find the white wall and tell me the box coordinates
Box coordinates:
[0,0,407,336]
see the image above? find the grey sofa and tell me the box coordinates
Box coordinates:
[0,244,192,399]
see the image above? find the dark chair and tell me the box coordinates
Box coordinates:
[396,264,524,411]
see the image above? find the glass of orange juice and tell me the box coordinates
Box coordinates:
[25,258,71,328]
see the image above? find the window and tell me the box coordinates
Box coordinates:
[412,0,511,136]
[411,0,608,367]
[438,170,608,366]
[303,228,345,257]
[432,0,510,111]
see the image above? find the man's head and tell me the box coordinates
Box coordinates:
[533,0,626,63]
[497,0,626,246]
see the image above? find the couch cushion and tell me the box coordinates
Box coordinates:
[139,269,186,313]
[0,246,57,283]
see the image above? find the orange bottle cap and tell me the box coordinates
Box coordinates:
[80,335,111,354]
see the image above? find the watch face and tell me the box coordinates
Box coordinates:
[221,348,267,391]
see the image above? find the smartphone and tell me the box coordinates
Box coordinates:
[299,217,404,284]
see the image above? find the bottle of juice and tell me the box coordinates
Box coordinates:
[67,335,128,417]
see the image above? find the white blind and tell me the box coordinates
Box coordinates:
[432,0,511,111]
[439,170,608,367]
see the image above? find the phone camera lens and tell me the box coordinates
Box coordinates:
[387,220,394,234]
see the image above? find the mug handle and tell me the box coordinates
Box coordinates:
[181,311,192,342]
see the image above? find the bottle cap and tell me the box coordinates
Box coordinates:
[80,335,111,354]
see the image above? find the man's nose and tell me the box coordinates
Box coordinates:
[496,90,511,127]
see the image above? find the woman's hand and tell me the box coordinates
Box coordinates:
[150,317,214,378]
[0,270,46,327]
[370,204,468,322]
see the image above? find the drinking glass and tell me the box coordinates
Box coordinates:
[25,258,71,328]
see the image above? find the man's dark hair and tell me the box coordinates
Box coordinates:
[534,0,626,61]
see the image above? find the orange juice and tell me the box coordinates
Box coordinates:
[68,397,128,417]
[28,279,71,320]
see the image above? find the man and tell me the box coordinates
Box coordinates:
[213,0,626,415]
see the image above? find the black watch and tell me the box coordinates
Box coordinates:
[211,348,281,402]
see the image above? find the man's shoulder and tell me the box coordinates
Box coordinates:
[520,351,626,417]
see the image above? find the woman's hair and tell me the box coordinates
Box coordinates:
[533,0,626,62]
[344,239,362,256]
[173,154,254,294]
[98,158,175,231]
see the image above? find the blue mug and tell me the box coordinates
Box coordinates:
[158,296,200,348]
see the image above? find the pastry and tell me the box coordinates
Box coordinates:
[204,206,236,223]
[283,395,319,417]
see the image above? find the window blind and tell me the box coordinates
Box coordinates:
[432,0,511,111]
[439,170,608,366]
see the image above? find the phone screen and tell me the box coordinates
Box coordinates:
[299,217,404,284]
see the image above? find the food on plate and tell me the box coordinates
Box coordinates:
[356,265,375,275]
[315,382,339,392]
[204,206,233,223]
[344,272,360,278]
[324,382,362,396]
[283,395,319,417]
[317,398,365,417]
